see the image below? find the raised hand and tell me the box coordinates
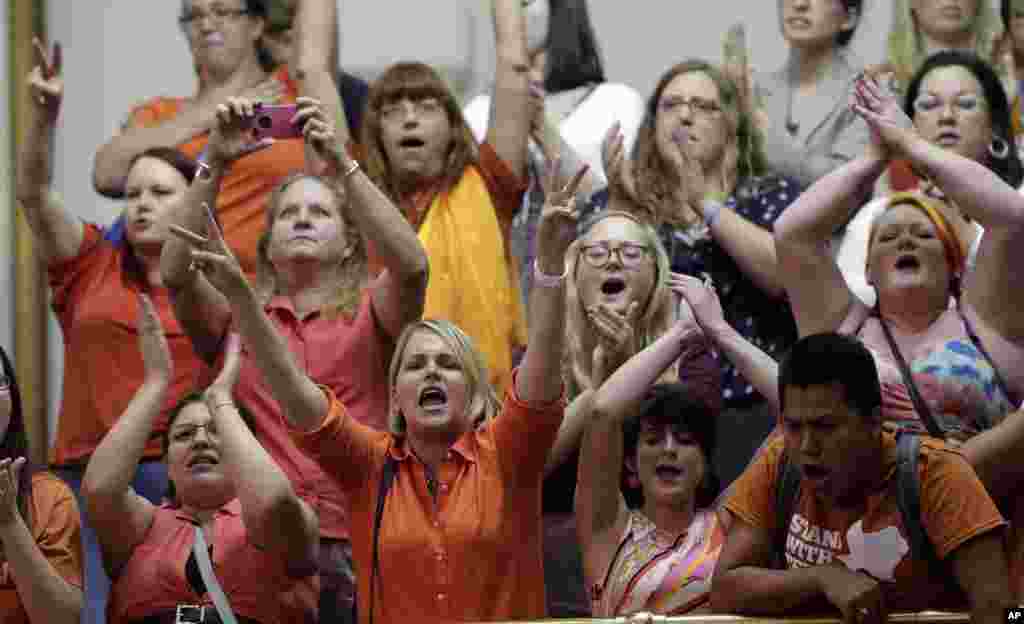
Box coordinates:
[0,458,26,529]
[138,293,173,385]
[666,128,710,225]
[535,157,589,273]
[211,332,243,395]
[27,37,62,124]
[168,203,250,300]
[589,301,641,385]
[293,96,354,172]
[602,122,639,203]
[668,272,726,334]
[206,97,275,167]
[850,73,917,160]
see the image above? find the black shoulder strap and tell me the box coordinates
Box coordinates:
[876,313,946,439]
[368,454,397,624]
[957,301,1021,408]
[894,433,939,566]
[773,452,802,569]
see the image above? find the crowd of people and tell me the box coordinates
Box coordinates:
[7,0,1024,623]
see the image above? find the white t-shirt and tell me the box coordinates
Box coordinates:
[462,82,645,181]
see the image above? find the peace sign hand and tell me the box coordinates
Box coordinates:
[27,37,62,124]
[535,157,589,273]
[168,203,251,301]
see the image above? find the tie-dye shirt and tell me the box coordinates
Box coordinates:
[590,509,724,617]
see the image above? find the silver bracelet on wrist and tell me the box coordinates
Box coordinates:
[342,159,360,179]
[533,258,567,288]
[702,198,725,229]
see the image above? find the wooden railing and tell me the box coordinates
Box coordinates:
[473,612,971,624]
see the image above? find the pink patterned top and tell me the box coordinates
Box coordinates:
[590,509,725,617]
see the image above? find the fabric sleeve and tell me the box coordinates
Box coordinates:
[723,434,785,531]
[31,474,83,589]
[917,443,1007,560]
[47,224,105,320]
[289,386,388,493]
[477,142,528,223]
[490,369,566,484]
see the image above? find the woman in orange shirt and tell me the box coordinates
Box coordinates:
[83,297,318,624]
[0,345,83,624]
[174,155,584,623]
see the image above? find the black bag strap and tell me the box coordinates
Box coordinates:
[876,314,946,438]
[957,301,1021,408]
[368,454,397,624]
[893,433,940,566]
[773,452,802,569]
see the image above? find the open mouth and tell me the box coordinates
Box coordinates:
[419,387,448,410]
[399,137,426,149]
[895,255,920,270]
[600,278,627,296]
[188,454,219,469]
[802,464,829,481]
[654,465,684,480]
[785,17,811,28]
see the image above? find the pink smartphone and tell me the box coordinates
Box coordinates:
[248,104,301,141]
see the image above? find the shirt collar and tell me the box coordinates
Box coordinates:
[167,498,243,524]
[388,430,478,465]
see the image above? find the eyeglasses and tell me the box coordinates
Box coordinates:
[579,242,651,269]
[660,96,723,117]
[179,6,250,27]
[912,93,986,116]
[171,422,219,442]
[378,98,446,122]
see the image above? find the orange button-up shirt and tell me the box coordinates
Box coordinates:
[292,379,564,624]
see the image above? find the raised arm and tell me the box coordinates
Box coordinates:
[161,98,273,362]
[670,273,780,410]
[296,96,428,336]
[0,459,82,624]
[15,39,83,265]
[516,161,587,404]
[292,0,350,155]
[81,295,166,574]
[203,333,318,572]
[485,0,531,178]
[180,207,328,432]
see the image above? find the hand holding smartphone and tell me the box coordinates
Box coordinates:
[246,103,302,141]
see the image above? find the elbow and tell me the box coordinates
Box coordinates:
[708,571,747,613]
[80,471,116,512]
[404,252,430,292]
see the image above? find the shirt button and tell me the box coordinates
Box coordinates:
[433,520,441,528]
[439,483,449,493]
[436,551,445,561]
[437,593,446,601]
[445,451,454,461]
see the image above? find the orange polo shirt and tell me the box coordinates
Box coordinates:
[108,499,316,624]
[48,225,209,466]
[125,67,306,275]
[291,378,565,624]
[0,472,83,624]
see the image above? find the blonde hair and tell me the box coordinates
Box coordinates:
[387,320,501,435]
[563,210,678,397]
[887,0,1002,86]
[257,173,368,320]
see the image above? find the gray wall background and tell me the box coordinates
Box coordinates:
[32,0,913,441]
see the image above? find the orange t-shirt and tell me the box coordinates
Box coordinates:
[108,499,316,624]
[48,225,209,465]
[291,379,565,624]
[0,472,83,624]
[725,433,1006,611]
[125,67,306,275]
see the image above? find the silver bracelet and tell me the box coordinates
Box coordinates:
[533,258,567,288]
[702,198,725,229]
[342,159,360,179]
[193,160,212,182]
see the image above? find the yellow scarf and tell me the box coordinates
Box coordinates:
[419,166,527,396]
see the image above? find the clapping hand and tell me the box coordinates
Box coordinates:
[27,37,62,124]
[589,301,641,386]
[850,73,917,160]
[602,123,639,204]
[668,272,726,336]
[138,293,173,385]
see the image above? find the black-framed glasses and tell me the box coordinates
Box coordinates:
[660,96,722,117]
[179,6,250,27]
[579,242,651,269]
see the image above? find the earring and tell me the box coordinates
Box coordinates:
[989,136,1010,160]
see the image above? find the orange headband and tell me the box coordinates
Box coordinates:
[871,192,966,279]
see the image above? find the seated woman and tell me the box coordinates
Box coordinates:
[577,291,729,617]
[594,59,800,488]
[885,0,1003,190]
[755,0,869,187]
[837,50,1023,307]
[17,39,207,623]
[173,156,582,623]
[463,0,644,299]
[776,70,1024,595]
[160,93,428,621]
[0,346,83,624]
[353,0,535,396]
[82,297,318,624]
